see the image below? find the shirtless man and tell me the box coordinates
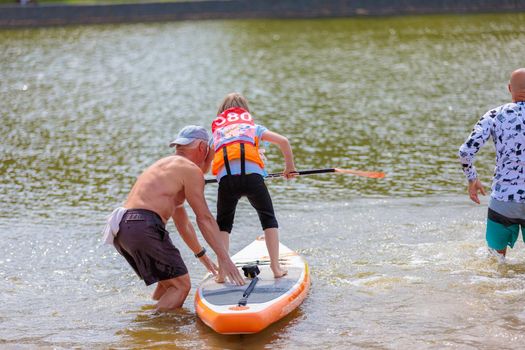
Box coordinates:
[459,68,525,262]
[102,125,244,312]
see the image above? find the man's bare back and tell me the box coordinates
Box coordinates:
[124,155,199,223]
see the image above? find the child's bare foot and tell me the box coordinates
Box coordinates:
[271,264,288,278]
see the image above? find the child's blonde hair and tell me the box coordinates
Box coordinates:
[217,92,250,114]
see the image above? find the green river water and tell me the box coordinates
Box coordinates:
[1,13,525,349]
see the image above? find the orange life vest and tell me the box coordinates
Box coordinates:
[211,107,265,176]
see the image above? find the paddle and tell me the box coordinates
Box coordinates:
[204,168,385,184]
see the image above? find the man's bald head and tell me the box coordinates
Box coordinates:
[508,68,525,102]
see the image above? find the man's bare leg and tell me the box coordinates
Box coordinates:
[264,228,287,278]
[152,283,167,301]
[155,274,191,312]
[216,231,230,283]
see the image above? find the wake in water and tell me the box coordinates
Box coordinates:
[487,247,506,264]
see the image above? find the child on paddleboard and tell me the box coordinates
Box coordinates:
[210,92,297,280]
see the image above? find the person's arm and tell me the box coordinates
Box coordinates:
[182,165,245,285]
[458,110,494,204]
[467,179,486,204]
[172,205,218,275]
[261,130,297,178]
[204,138,215,174]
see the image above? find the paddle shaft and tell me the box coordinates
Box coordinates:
[266,168,335,178]
[205,168,336,184]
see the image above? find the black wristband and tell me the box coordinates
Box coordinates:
[195,247,206,258]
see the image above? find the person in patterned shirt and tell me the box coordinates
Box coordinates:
[459,68,525,262]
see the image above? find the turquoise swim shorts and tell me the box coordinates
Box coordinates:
[486,208,525,250]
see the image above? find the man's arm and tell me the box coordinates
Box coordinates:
[261,130,297,178]
[172,205,218,275]
[182,165,245,285]
[467,179,486,205]
[458,110,494,203]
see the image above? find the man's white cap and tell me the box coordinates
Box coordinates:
[169,125,210,147]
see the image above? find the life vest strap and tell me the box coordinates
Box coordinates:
[240,143,246,176]
[222,146,231,176]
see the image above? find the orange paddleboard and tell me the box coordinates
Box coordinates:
[194,236,310,334]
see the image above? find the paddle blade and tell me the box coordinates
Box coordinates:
[334,168,386,179]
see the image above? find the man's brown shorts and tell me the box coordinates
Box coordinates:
[114,209,188,286]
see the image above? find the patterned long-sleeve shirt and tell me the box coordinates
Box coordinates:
[459,101,525,203]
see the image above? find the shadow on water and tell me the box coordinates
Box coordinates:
[118,305,305,349]
[193,308,305,350]
[117,307,200,349]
